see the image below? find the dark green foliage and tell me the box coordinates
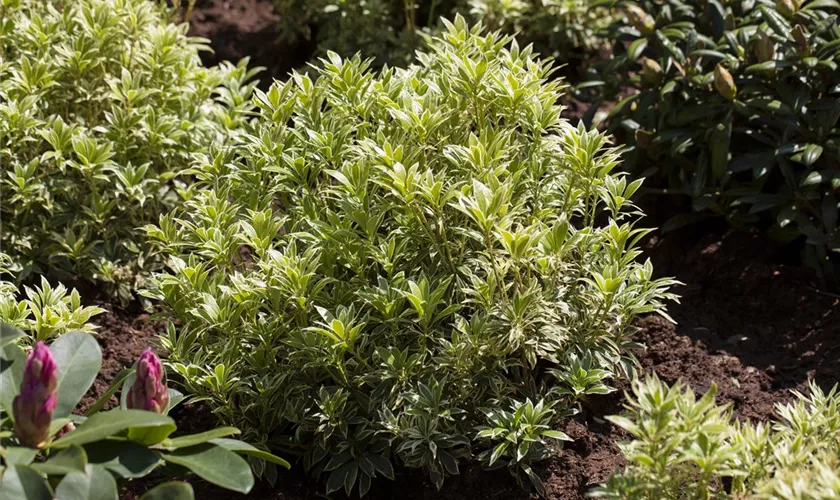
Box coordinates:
[470,0,617,62]
[586,0,840,282]
[272,0,466,67]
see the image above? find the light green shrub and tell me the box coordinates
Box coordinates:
[0,0,259,302]
[594,375,840,499]
[146,17,676,495]
[0,253,103,343]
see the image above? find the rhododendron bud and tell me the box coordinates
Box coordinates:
[626,5,655,34]
[724,12,735,30]
[127,348,169,413]
[754,31,776,63]
[13,342,58,448]
[792,25,810,56]
[57,421,76,438]
[776,0,798,18]
[641,58,663,88]
[713,64,737,101]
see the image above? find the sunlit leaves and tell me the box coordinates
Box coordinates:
[149,17,676,496]
[0,0,257,302]
[595,377,840,499]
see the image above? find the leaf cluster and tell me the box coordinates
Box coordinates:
[0,253,104,344]
[146,16,676,495]
[594,375,840,499]
[0,0,258,303]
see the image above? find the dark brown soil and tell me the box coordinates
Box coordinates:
[77,305,162,414]
[187,0,314,87]
[641,223,840,420]
[99,220,839,499]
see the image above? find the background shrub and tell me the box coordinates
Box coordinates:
[146,17,676,495]
[583,0,840,282]
[270,0,616,71]
[272,0,466,67]
[0,0,258,302]
[470,0,617,63]
[594,375,840,499]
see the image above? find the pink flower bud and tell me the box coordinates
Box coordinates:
[13,342,59,448]
[57,421,76,438]
[127,349,169,414]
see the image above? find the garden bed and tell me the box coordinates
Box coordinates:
[89,220,837,499]
[8,2,829,497]
[0,0,840,500]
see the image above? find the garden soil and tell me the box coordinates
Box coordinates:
[187,0,314,87]
[97,220,839,500]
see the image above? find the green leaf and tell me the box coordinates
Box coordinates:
[0,342,26,415]
[0,465,53,500]
[84,440,162,478]
[367,454,394,480]
[54,465,118,500]
[326,462,353,494]
[127,420,178,446]
[85,368,134,416]
[161,443,254,494]
[656,32,685,63]
[2,447,38,466]
[163,427,241,449]
[0,323,25,347]
[542,430,573,441]
[48,417,72,438]
[606,415,642,436]
[210,438,291,469]
[166,388,187,414]
[745,61,792,72]
[120,372,135,410]
[690,49,727,60]
[801,144,824,167]
[489,442,508,466]
[802,0,840,9]
[139,482,195,500]
[31,445,87,475]
[50,331,102,418]
[50,410,175,449]
[627,38,648,61]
